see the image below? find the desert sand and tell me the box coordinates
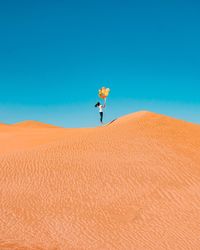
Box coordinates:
[0,111,200,250]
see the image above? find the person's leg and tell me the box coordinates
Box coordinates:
[100,112,103,123]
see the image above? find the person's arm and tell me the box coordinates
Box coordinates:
[103,98,106,108]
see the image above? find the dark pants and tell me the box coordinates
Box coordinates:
[100,112,103,122]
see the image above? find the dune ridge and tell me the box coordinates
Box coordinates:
[12,120,61,128]
[0,111,200,249]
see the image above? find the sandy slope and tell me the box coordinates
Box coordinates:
[12,120,60,128]
[0,111,200,250]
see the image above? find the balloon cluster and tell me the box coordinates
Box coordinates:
[98,87,110,99]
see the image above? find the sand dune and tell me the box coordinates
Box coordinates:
[0,123,9,128]
[0,111,200,250]
[12,120,60,128]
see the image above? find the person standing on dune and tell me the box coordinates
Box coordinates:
[95,98,106,124]
[95,87,110,124]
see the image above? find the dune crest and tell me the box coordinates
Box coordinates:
[12,120,61,128]
[0,111,200,249]
[0,123,8,127]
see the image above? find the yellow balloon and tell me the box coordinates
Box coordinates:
[98,87,110,99]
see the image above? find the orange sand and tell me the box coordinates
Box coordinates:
[0,111,200,249]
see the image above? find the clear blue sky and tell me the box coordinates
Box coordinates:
[0,0,199,127]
